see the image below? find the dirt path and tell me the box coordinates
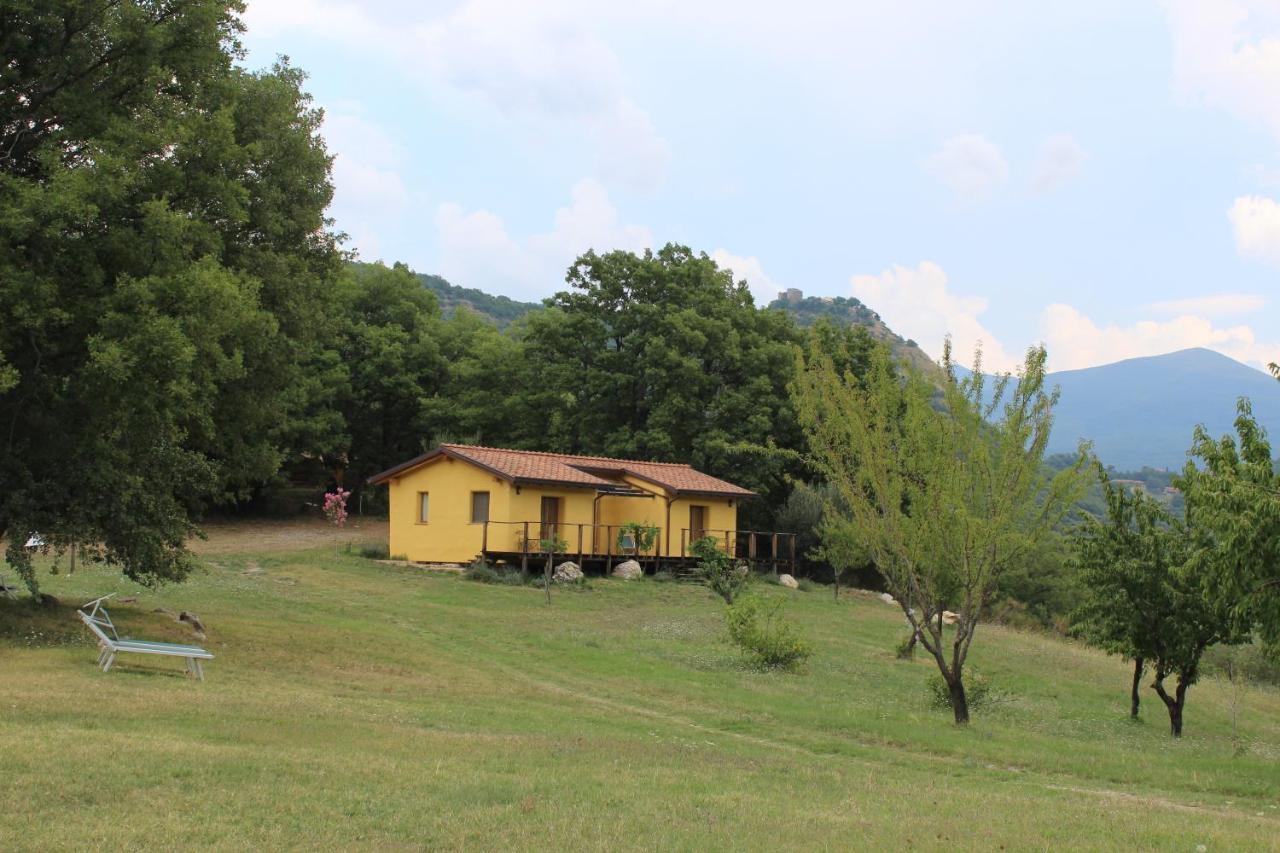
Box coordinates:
[190,517,388,555]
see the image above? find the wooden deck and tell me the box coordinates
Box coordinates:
[479,521,798,575]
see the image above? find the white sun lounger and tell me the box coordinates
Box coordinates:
[77,594,213,680]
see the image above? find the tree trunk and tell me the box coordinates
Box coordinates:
[948,676,970,725]
[1130,657,1144,719]
[544,554,553,605]
[1152,675,1187,737]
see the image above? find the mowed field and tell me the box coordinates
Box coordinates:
[1,520,1278,851]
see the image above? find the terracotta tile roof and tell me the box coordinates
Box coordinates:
[368,444,755,497]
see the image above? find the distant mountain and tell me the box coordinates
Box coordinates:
[768,294,940,375]
[1045,348,1280,470]
[414,272,540,328]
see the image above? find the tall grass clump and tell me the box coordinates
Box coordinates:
[464,561,524,586]
[692,536,750,604]
[725,595,812,671]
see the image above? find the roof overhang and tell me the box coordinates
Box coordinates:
[367,445,756,498]
[366,445,520,486]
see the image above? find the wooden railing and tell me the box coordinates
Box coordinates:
[480,521,661,569]
[478,521,799,573]
[679,528,798,571]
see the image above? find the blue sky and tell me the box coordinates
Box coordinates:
[241,0,1280,372]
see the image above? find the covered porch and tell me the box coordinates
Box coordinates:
[479,520,799,576]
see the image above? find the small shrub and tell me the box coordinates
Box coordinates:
[796,578,817,592]
[1203,642,1280,687]
[692,536,750,604]
[725,594,812,671]
[927,671,993,711]
[464,561,524,586]
[895,634,916,659]
[358,544,390,560]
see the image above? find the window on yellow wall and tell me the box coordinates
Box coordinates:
[418,492,429,523]
[471,491,490,523]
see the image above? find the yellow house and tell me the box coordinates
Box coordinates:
[367,444,763,566]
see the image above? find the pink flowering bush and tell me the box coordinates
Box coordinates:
[323,489,351,527]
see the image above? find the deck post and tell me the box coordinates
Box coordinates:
[577,524,584,569]
[481,521,489,560]
[725,530,731,559]
[521,521,530,576]
[606,525,613,572]
[748,532,757,566]
[771,533,779,577]
[789,534,796,573]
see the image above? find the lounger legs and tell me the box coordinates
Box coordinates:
[183,657,205,681]
[101,651,116,673]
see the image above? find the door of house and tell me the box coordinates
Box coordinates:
[540,496,561,544]
[689,505,708,544]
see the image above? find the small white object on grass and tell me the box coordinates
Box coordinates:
[25,534,44,548]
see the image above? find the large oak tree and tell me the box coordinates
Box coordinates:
[0,1,340,593]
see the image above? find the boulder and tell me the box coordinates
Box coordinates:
[778,573,799,589]
[552,561,583,583]
[878,592,896,605]
[179,611,207,638]
[611,559,643,580]
[942,610,960,625]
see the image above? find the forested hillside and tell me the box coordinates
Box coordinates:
[768,294,939,374]
[410,268,539,327]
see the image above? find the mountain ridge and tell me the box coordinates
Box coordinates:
[1043,346,1280,469]
[375,263,1278,470]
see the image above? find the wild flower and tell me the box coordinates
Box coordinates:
[323,489,351,527]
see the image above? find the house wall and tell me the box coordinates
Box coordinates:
[386,458,741,562]
[596,474,738,557]
[387,456,511,563]
[503,485,597,553]
[665,495,738,557]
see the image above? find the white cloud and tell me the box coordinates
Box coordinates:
[320,112,410,260]
[845,261,1280,373]
[244,0,670,190]
[434,179,651,299]
[1147,293,1267,316]
[1041,303,1280,372]
[1229,194,1280,264]
[924,135,1010,202]
[528,179,652,260]
[242,0,382,44]
[1030,134,1086,194]
[849,262,1021,372]
[710,250,780,306]
[1165,0,1280,142]
[589,98,672,191]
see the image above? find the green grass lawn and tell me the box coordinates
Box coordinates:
[2,533,1278,850]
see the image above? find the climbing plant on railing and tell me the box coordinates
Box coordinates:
[616,522,658,559]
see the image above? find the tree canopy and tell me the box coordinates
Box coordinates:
[0,1,340,592]
[1180,400,1280,652]
[1072,466,1239,735]
[792,338,1087,723]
